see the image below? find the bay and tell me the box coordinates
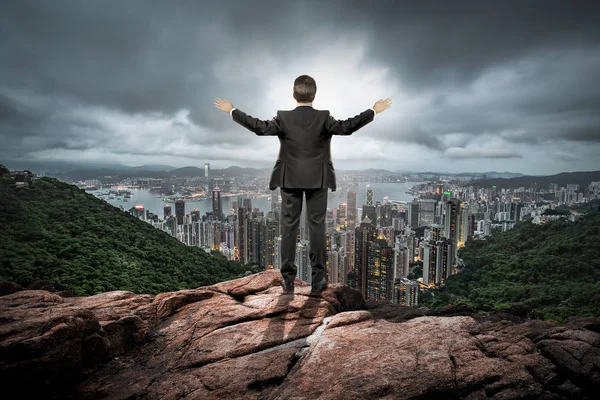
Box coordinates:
[87,181,423,219]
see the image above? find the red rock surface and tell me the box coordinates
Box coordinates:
[0,270,598,399]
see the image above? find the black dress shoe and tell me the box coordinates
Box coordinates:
[311,279,328,293]
[281,278,295,293]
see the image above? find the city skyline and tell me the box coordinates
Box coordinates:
[1,1,600,175]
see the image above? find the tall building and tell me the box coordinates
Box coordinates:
[394,279,419,306]
[204,163,210,178]
[346,190,357,231]
[419,199,437,226]
[249,217,265,267]
[328,247,343,284]
[509,200,522,223]
[271,188,280,212]
[296,240,310,283]
[337,202,347,230]
[380,204,393,227]
[326,209,335,233]
[344,229,355,284]
[444,198,461,266]
[436,239,452,281]
[393,237,411,279]
[175,200,185,225]
[428,223,443,241]
[299,196,309,242]
[361,205,377,228]
[212,186,223,221]
[265,216,278,270]
[354,216,377,299]
[367,236,394,302]
[242,197,252,212]
[236,206,250,264]
[164,204,172,220]
[458,203,469,247]
[366,184,374,206]
[408,200,420,228]
[274,236,283,270]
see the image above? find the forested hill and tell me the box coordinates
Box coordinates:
[423,211,600,321]
[0,172,251,296]
[468,170,600,190]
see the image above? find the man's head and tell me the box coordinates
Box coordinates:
[293,75,316,103]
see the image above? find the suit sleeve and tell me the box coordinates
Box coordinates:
[232,109,281,136]
[325,109,375,136]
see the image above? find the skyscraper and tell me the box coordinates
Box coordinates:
[394,278,419,306]
[338,202,347,230]
[236,206,250,264]
[212,186,223,221]
[265,216,278,270]
[368,236,394,302]
[296,240,310,283]
[444,198,461,266]
[299,196,309,242]
[271,188,280,212]
[346,190,357,231]
[164,204,172,220]
[408,200,419,228]
[419,199,437,226]
[175,200,185,225]
[366,184,374,206]
[204,163,210,178]
[328,247,342,284]
[422,241,437,286]
[361,205,377,228]
[458,203,469,247]
[345,229,355,284]
[355,216,377,299]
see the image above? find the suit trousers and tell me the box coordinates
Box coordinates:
[279,187,328,285]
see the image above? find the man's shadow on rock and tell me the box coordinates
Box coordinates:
[261,285,325,352]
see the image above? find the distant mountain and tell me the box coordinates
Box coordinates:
[459,171,525,179]
[130,164,176,172]
[469,170,600,189]
[342,168,397,176]
[410,171,525,179]
[1,159,131,174]
[168,166,205,177]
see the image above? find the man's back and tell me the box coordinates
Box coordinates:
[232,105,376,192]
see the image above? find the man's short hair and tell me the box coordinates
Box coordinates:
[294,75,317,102]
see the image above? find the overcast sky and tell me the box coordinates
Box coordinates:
[1,0,599,175]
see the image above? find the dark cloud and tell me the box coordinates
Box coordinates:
[0,0,599,172]
[444,147,522,159]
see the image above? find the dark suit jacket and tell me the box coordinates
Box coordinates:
[232,106,375,192]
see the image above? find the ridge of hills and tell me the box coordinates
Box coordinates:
[469,170,600,189]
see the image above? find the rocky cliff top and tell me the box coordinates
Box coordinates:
[1,270,598,399]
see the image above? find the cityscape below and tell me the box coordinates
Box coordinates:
[9,162,598,307]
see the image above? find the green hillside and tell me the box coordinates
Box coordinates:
[469,170,600,190]
[0,169,252,296]
[423,211,600,321]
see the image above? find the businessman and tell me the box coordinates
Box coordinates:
[215,75,392,294]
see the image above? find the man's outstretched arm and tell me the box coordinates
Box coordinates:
[326,98,392,136]
[214,98,280,136]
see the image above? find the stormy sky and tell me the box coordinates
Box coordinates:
[1,0,599,175]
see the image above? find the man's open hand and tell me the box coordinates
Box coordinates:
[214,98,234,114]
[373,98,392,114]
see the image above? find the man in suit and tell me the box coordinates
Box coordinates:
[215,75,392,294]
